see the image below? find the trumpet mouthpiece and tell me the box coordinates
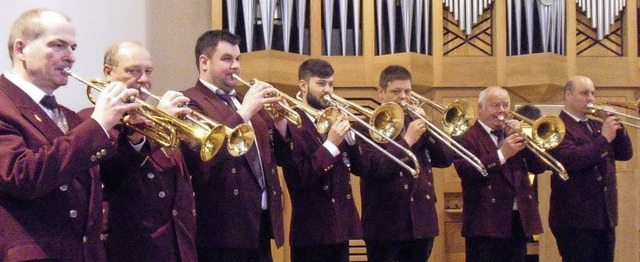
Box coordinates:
[63,68,72,76]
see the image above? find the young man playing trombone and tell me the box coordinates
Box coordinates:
[78,41,197,262]
[453,86,547,262]
[358,65,453,262]
[548,76,633,262]
[280,58,365,261]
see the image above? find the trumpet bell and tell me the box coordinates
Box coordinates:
[443,102,472,136]
[227,124,256,157]
[531,115,566,150]
[316,107,341,134]
[370,102,405,143]
[200,125,227,161]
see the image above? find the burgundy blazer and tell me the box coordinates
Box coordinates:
[548,111,632,229]
[77,108,197,262]
[281,109,362,247]
[0,75,112,262]
[181,80,285,249]
[453,122,545,238]
[356,117,453,241]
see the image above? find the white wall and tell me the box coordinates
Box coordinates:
[1,0,147,111]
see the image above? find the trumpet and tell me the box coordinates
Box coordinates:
[498,112,569,180]
[232,74,302,127]
[410,93,472,136]
[402,103,488,176]
[137,89,256,158]
[63,68,227,161]
[587,101,640,129]
[324,94,421,178]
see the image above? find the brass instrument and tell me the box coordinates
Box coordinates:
[587,101,640,129]
[402,103,488,177]
[410,93,472,136]
[324,94,421,177]
[291,91,340,134]
[138,89,256,158]
[232,74,302,127]
[63,68,227,161]
[498,113,569,180]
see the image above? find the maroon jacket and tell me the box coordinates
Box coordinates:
[356,117,453,241]
[0,75,111,262]
[548,111,633,229]
[453,121,545,238]
[181,80,286,249]
[281,109,362,247]
[78,107,197,262]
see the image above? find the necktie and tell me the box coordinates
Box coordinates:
[491,129,504,147]
[218,92,265,191]
[581,120,593,134]
[40,95,69,133]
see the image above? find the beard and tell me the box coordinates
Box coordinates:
[307,92,328,110]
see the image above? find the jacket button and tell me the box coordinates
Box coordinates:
[158,191,166,198]
[399,172,404,177]
[331,198,335,203]
[172,209,178,216]
[272,168,276,175]
[273,190,277,195]
[346,194,351,199]
[488,185,492,190]
[59,184,68,192]
[69,210,78,218]
[233,189,239,196]
[101,149,107,155]
[100,234,107,241]
[90,155,97,162]
[491,198,496,203]
[597,176,603,181]
[147,173,155,179]
[403,184,409,190]
[82,236,88,243]
[192,192,196,197]
[426,195,431,200]
[231,168,237,174]
[95,152,102,159]
[410,197,414,202]
[192,210,197,216]
[101,183,105,189]
[323,185,329,191]
[428,182,432,187]
[604,186,608,192]
[528,195,533,199]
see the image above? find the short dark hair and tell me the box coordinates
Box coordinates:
[298,59,334,82]
[515,104,542,120]
[379,65,411,90]
[194,30,241,69]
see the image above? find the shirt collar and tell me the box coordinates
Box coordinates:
[199,78,236,96]
[477,119,496,136]
[562,109,587,122]
[3,71,48,105]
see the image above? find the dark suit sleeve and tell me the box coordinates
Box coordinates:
[612,128,633,161]
[549,131,614,172]
[452,133,500,181]
[423,133,453,168]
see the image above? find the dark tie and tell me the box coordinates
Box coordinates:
[40,95,68,133]
[491,129,504,147]
[218,91,265,190]
[580,120,593,134]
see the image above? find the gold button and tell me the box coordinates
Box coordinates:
[147,173,155,179]
[172,209,178,216]
[426,195,431,200]
[82,236,88,243]
[70,210,78,218]
[101,149,107,155]
[59,184,68,192]
[231,168,237,174]
[233,189,239,196]
[90,155,97,162]
[95,152,102,159]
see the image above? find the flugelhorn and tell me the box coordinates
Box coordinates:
[231,74,302,127]
[64,68,226,161]
[587,101,640,129]
[137,89,256,158]
[410,93,472,136]
[324,94,421,177]
[498,113,569,180]
[402,103,488,177]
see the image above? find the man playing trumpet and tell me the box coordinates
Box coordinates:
[78,41,197,262]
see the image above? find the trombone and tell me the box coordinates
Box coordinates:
[232,74,302,127]
[410,93,473,136]
[402,103,488,177]
[324,94,421,178]
[498,112,569,180]
[63,68,227,161]
[587,101,640,129]
[137,89,256,158]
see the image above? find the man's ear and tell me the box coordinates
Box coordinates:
[12,40,27,61]
[377,87,385,100]
[103,64,113,79]
[199,54,209,71]
[299,80,308,94]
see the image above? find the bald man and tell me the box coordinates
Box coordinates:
[0,9,139,261]
[548,76,633,262]
[78,41,197,262]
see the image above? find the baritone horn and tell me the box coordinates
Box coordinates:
[498,112,569,180]
[138,89,256,158]
[410,93,472,136]
[587,101,640,129]
[324,94,422,178]
[63,68,227,161]
[232,74,302,127]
